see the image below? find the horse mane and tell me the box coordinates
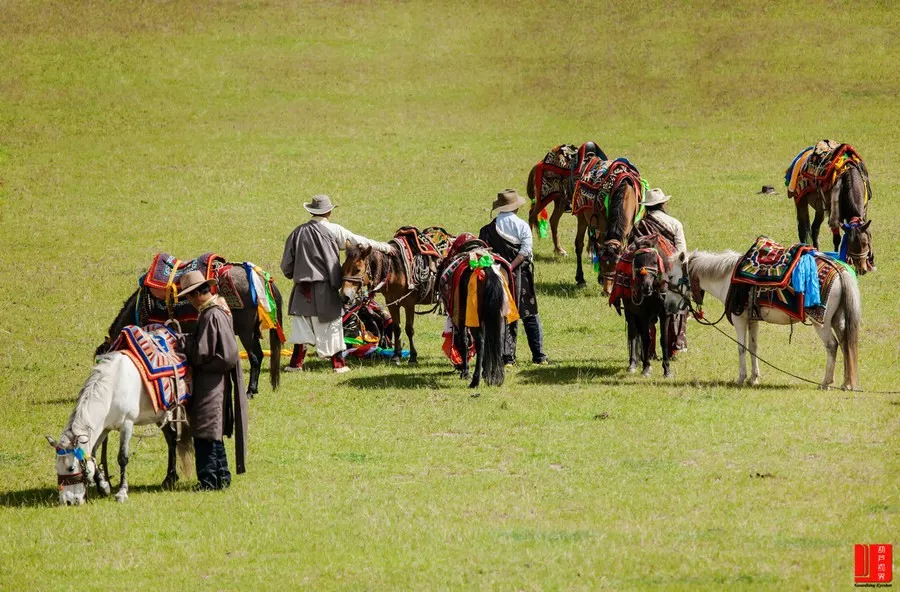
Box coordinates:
[106,291,139,339]
[604,182,629,243]
[63,354,118,445]
[689,249,742,279]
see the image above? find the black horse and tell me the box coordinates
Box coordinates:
[96,265,283,397]
[610,240,672,378]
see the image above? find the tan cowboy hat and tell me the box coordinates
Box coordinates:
[178,270,216,297]
[491,188,527,214]
[643,188,671,207]
[304,194,337,215]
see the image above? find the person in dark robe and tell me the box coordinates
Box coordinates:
[479,188,549,365]
[177,270,248,491]
[280,194,392,373]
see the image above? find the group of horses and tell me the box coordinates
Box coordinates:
[49,140,874,504]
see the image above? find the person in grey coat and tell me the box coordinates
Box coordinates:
[177,270,248,491]
[281,194,392,373]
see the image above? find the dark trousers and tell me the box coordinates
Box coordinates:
[194,438,231,490]
[503,314,547,364]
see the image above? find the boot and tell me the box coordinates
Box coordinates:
[284,345,306,372]
[332,353,349,374]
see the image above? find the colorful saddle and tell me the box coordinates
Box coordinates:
[390,227,456,301]
[142,252,226,300]
[785,140,871,206]
[608,234,674,308]
[572,157,646,220]
[111,323,190,412]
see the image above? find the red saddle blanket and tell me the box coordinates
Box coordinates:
[732,236,812,289]
[111,324,191,413]
[390,227,455,300]
[572,157,644,217]
[608,234,673,306]
[785,140,871,205]
[142,252,226,299]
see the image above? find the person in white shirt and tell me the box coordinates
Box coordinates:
[479,189,549,365]
[280,194,393,373]
[642,188,688,355]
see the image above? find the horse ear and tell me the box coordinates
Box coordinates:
[345,239,352,250]
[678,252,686,263]
[361,245,372,257]
[45,435,57,449]
[861,220,872,231]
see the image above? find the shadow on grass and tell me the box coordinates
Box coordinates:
[0,482,190,507]
[516,365,803,391]
[341,371,446,390]
[535,280,595,298]
[516,363,620,384]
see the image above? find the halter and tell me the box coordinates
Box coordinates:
[840,217,872,268]
[55,434,92,495]
[629,247,667,305]
[343,251,389,295]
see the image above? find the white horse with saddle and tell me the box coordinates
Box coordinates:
[663,239,860,390]
[48,325,193,505]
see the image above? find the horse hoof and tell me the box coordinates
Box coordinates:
[819,383,831,390]
[408,359,418,366]
[115,492,128,503]
[664,371,674,379]
[749,377,760,387]
[735,378,746,387]
[161,476,178,490]
[98,482,111,497]
[627,365,637,374]
[575,280,587,287]
[391,358,401,367]
[555,249,568,257]
[641,367,651,377]
[246,391,256,400]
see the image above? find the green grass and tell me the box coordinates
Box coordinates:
[1,1,898,589]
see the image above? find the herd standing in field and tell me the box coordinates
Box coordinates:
[50,139,875,503]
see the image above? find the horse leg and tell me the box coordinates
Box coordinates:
[469,328,483,389]
[639,316,652,377]
[795,198,811,246]
[660,313,672,378]
[388,304,403,366]
[625,311,638,373]
[405,304,417,365]
[238,331,262,398]
[92,431,111,497]
[748,321,761,386]
[574,215,587,285]
[162,423,179,489]
[733,316,748,386]
[454,326,470,380]
[815,323,839,390]
[810,208,825,251]
[550,198,567,256]
[115,421,134,502]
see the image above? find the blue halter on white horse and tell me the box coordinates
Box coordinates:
[48,343,194,505]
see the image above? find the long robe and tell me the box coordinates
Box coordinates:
[281,219,342,322]
[184,299,248,473]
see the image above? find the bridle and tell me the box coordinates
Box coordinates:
[342,251,389,296]
[56,433,92,495]
[629,247,667,305]
[841,217,872,269]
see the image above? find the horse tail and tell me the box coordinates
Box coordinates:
[269,281,283,391]
[479,268,506,386]
[839,267,861,388]
[176,421,195,479]
[526,165,538,230]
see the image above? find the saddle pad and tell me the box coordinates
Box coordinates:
[786,140,871,205]
[215,265,244,310]
[732,236,812,289]
[393,227,443,258]
[533,144,579,213]
[111,324,191,412]
[142,252,226,296]
[572,157,643,217]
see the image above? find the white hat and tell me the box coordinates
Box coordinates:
[644,188,671,207]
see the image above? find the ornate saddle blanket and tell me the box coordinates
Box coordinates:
[608,234,673,307]
[438,246,518,329]
[111,324,191,413]
[785,140,872,206]
[726,237,840,324]
[390,227,455,301]
[572,157,645,218]
[142,252,226,300]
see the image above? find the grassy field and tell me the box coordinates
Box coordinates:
[1,1,898,589]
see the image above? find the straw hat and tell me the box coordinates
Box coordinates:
[491,188,527,214]
[643,188,671,207]
[178,270,216,297]
[303,194,337,215]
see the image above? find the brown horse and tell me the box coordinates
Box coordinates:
[340,244,437,365]
[526,142,606,258]
[571,158,645,293]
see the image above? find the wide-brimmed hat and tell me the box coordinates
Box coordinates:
[643,188,671,207]
[178,270,216,297]
[304,194,337,215]
[491,188,527,213]
[757,185,777,195]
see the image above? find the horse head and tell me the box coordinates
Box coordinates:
[46,433,93,506]
[341,242,373,304]
[631,244,666,301]
[596,239,623,296]
[663,251,694,315]
[842,219,874,275]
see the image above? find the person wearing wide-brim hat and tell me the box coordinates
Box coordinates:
[640,187,689,356]
[280,194,393,373]
[176,270,247,490]
[478,188,550,365]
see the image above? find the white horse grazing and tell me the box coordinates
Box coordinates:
[663,250,861,390]
[47,352,192,505]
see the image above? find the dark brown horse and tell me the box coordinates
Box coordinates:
[340,244,437,365]
[790,142,875,275]
[95,265,283,397]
